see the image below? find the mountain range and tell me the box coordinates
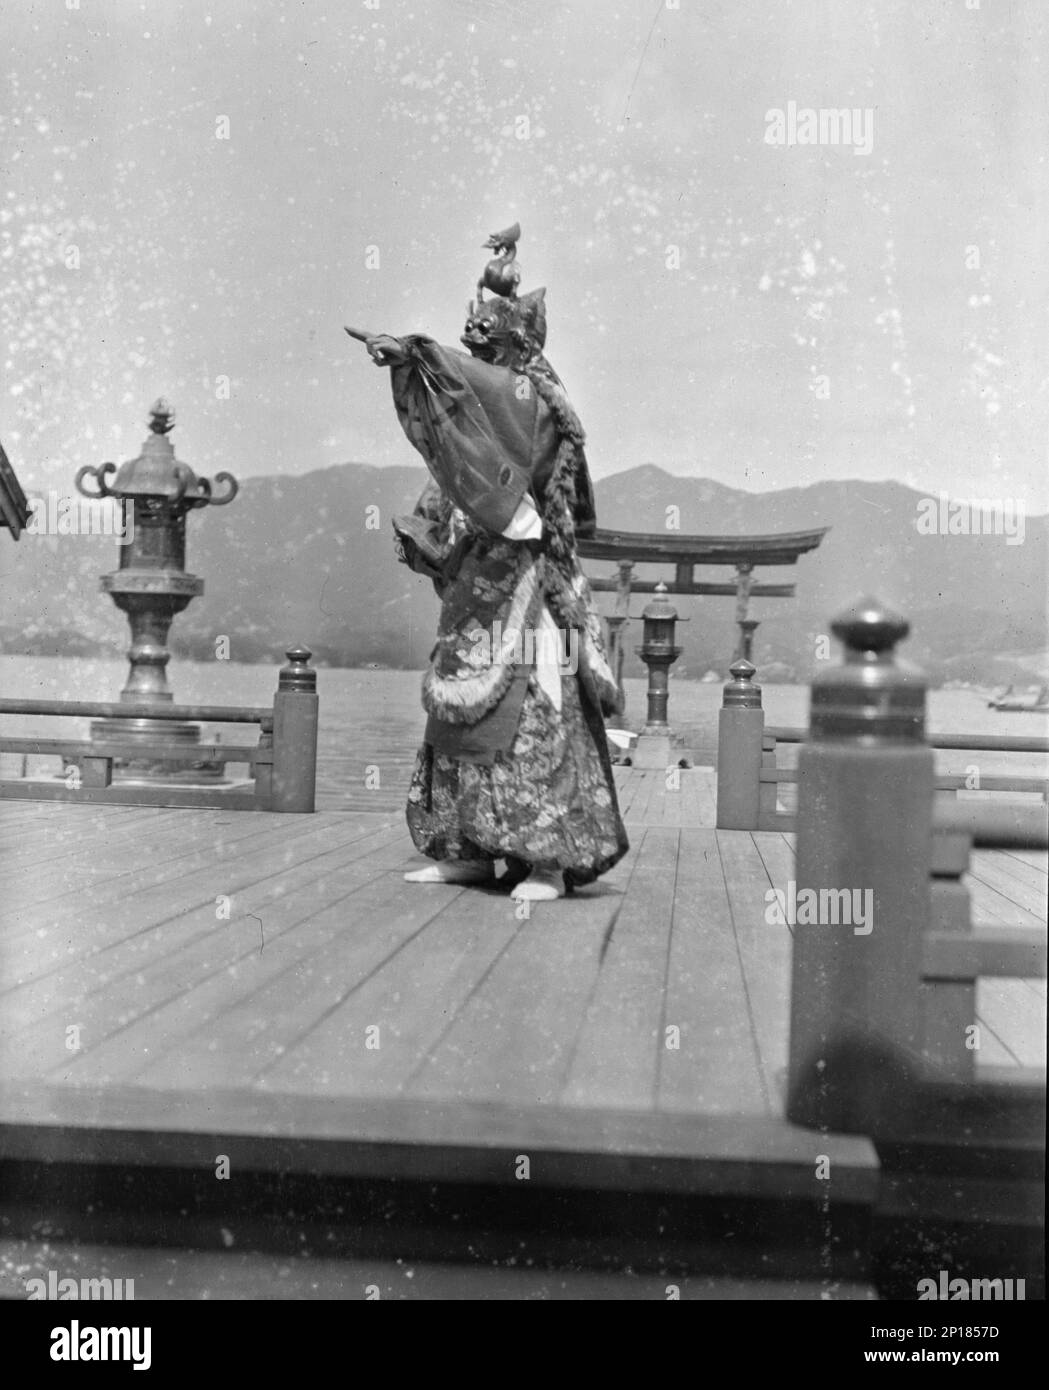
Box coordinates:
[2,463,1046,686]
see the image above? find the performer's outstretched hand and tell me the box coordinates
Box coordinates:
[344,326,408,366]
[366,334,407,366]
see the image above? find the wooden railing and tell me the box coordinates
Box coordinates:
[716,600,1046,1144]
[0,646,319,813]
[764,726,1049,812]
[717,675,1049,836]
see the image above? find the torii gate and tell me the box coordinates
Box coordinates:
[578,525,828,713]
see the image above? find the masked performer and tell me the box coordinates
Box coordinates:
[355,224,628,901]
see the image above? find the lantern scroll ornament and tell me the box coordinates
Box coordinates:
[75,399,239,779]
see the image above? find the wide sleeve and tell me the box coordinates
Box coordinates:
[388,336,559,536]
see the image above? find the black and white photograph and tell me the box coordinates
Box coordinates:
[0,0,1045,1337]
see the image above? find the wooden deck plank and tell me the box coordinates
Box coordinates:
[613,767,647,822]
[650,768,672,821]
[408,873,628,1107]
[0,823,409,1064]
[1,816,393,983]
[674,769,699,828]
[657,767,715,828]
[624,771,660,827]
[7,795,344,878]
[655,771,677,826]
[694,766,718,828]
[964,874,1038,928]
[999,848,1049,873]
[751,830,798,897]
[969,850,1048,918]
[716,828,790,1114]
[1,782,260,810]
[2,800,151,822]
[0,800,92,829]
[134,863,478,1092]
[972,1017,1024,1068]
[561,829,678,1110]
[657,770,683,826]
[6,810,386,930]
[0,817,402,1015]
[976,981,1047,1069]
[7,807,252,888]
[612,771,634,816]
[643,770,669,825]
[678,767,711,829]
[262,880,526,1096]
[657,828,767,1116]
[2,805,178,862]
[611,766,638,818]
[972,849,1048,895]
[5,810,348,923]
[0,796,62,814]
[7,827,413,1086]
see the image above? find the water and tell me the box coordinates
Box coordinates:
[1,657,1046,813]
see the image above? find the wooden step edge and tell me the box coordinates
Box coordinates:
[0,1081,880,1205]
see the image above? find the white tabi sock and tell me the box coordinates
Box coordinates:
[404,861,495,884]
[510,868,566,901]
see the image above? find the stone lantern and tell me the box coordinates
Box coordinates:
[632,581,684,769]
[74,398,238,778]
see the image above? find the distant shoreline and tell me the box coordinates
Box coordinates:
[4,647,1047,697]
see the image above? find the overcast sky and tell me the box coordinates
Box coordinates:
[3,0,1046,509]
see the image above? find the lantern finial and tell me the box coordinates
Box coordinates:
[148,399,176,435]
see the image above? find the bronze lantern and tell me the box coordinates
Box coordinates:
[635,581,683,733]
[75,398,238,778]
[630,581,685,769]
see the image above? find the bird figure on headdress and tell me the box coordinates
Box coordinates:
[477,221,521,299]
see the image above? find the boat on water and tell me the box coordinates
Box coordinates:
[987,682,1049,712]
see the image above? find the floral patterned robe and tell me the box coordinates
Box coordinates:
[388,336,629,889]
[397,482,629,889]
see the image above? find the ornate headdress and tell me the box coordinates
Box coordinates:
[457,224,597,625]
[461,222,548,371]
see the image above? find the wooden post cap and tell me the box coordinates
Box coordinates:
[278,646,316,693]
[811,597,925,742]
[723,657,762,709]
[831,598,909,656]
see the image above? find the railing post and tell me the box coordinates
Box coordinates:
[786,599,934,1133]
[270,646,318,813]
[715,658,763,829]
[759,731,779,824]
[923,832,976,1084]
[252,716,274,807]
